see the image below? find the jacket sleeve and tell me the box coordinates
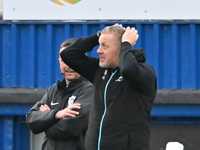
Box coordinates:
[119,42,157,93]
[45,84,92,140]
[60,34,99,83]
[26,88,59,134]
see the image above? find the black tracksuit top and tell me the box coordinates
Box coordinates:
[60,34,157,150]
[26,77,93,150]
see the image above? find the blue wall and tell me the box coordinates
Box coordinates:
[0,21,200,89]
[0,104,31,150]
[1,104,200,150]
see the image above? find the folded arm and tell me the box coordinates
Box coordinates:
[26,93,59,134]
[45,86,92,140]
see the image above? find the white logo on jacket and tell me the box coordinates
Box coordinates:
[115,76,123,82]
[68,95,76,107]
[102,70,108,80]
[51,101,59,106]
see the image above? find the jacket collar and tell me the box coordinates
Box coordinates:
[57,76,86,96]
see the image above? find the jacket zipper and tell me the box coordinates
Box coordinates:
[97,70,117,150]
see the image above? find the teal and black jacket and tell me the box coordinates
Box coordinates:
[61,33,157,150]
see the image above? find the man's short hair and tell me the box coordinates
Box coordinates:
[101,26,125,42]
[60,38,77,50]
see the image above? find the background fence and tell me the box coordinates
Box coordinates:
[0,21,199,89]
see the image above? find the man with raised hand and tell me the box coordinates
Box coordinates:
[61,24,157,150]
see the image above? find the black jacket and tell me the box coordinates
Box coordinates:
[60,34,157,150]
[26,77,93,150]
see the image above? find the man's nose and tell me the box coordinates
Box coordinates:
[66,64,70,68]
[97,47,102,54]
[65,64,73,71]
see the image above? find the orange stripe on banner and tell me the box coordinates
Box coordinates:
[54,0,65,5]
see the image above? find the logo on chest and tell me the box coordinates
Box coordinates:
[102,70,108,80]
[68,95,76,107]
[115,76,123,82]
[101,70,123,82]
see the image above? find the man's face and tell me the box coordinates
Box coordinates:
[59,47,81,81]
[97,33,121,69]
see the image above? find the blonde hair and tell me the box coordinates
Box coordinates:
[101,26,125,42]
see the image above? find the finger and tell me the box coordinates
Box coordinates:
[131,27,136,30]
[40,104,50,111]
[39,107,43,111]
[63,111,79,117]
[113,23,119,26]
[44,104,50,110]
[136,34,139,41]
[126,26,131,30]
[71,106,81,109]
[72,103,81,106]
[65,113,76,117]
[39,105,44,108]
[68,110,80,115]
[134,29,138,34]
[39,105,45,111]
[118,24,123,28]
[70,104,81,109]
[113,23,122,27]
[133,34,139,45]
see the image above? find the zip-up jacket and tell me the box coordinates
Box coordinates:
[60,34,157,150]
[26,77,93,150]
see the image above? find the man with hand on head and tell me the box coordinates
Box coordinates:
[61,24,157,150]
[26,38,93,150]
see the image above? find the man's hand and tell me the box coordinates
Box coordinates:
[55,103,81,119]
[39,104,50,111]
[112,23,126,30]
[122,27,139,47]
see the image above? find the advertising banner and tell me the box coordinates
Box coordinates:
[3,0,200,20]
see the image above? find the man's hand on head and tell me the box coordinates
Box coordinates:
[112,23,126,30]
[122,26,139,47]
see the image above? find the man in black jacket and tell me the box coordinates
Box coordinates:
[26,38,93,150]
[60,24,157,150]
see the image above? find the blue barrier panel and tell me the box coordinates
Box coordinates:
[0,105,31,150]
[0,21,199,89]
[0,103,200,150]
[151,104,200,117]
[0,115,30,150]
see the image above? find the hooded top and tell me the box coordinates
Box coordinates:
[60,34,157,150]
